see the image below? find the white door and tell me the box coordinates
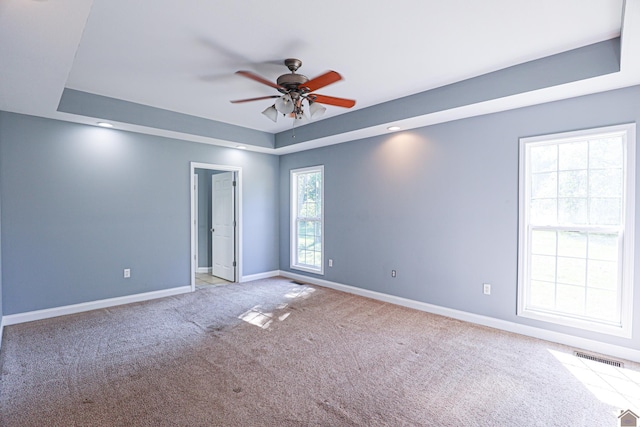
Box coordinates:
[211,172,235,281]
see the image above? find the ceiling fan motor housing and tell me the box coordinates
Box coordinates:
[277,73,309,92]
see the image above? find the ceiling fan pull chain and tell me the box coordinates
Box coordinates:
[291,117,296,138]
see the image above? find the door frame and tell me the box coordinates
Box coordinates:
[190,162,242,291]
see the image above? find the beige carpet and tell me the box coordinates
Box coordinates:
[1,277,638,426]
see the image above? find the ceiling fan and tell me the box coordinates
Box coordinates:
[231,58,356,122]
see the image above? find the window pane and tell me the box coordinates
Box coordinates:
[559,141,588,171]
[586,288,617,322]
[297,172,321,218]
[530,280,555,309]
[532,172,557,198]
[530,145,557,173]
[589,169,622,197]
[531,199,557,225]
[558,170,587,197]
[531,255,556,282]
[298,249,307,264]
[557,231,586,258]
[589,198,621,225]
[587,259,618,290]
[558,198,587,224]
[557,257,586,286]
[588,233,618,261]
[297,175,306,215]
[556,284,584,315]
[589,138,623,169]
[298,219,320,267]
[531,230,556,255]
[302,200,318,218]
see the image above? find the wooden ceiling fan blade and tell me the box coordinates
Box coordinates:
[235,70,283,90]
[230,95,279,103]
[301,71,342,92]
[310,94,356,108]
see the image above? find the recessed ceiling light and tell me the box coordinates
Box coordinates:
[236,145,247,150]
[97,122,113,128]
[387,126,401,131]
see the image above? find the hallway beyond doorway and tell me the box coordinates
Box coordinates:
[195,272,232,287]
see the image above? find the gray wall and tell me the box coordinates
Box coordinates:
[279,84,640,351]
[0,112,279,315]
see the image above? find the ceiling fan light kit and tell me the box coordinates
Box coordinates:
[261,105,279,122]
[309,101,326,119]
[274,93,295,115]
[232,58,356,122]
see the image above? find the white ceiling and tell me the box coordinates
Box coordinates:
[1,0,639,151]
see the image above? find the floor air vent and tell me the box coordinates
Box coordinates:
[290,280,306,285]
[574,351,623,368]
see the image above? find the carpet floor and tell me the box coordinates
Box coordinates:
[1,277,639,426]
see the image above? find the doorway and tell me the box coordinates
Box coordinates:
[190,162,242,291]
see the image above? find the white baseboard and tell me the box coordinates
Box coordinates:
[196,267,212,274]
[279,271,640,363]
[2,286,192,326]
[240,270,280,283]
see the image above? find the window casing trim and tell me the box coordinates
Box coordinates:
[517,123,635,338]
[290,165,325,275]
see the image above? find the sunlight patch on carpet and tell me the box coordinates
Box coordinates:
[549,349,640,416]
[284,286,316,300]
[239,286,315,329]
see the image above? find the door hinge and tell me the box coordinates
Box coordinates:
[233,261,237,267]
[232,180,237,187]
[233,220,236,227]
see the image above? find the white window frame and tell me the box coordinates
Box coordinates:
[517,123,635,338]
[290,165,324,275]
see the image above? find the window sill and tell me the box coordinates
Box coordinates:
[518,307,631,339]
[290,265,324,276]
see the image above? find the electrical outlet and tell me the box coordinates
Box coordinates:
[391,270,397,278]
[483,283,491,295]
[124,268,131,278]
[329,259,333,267]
